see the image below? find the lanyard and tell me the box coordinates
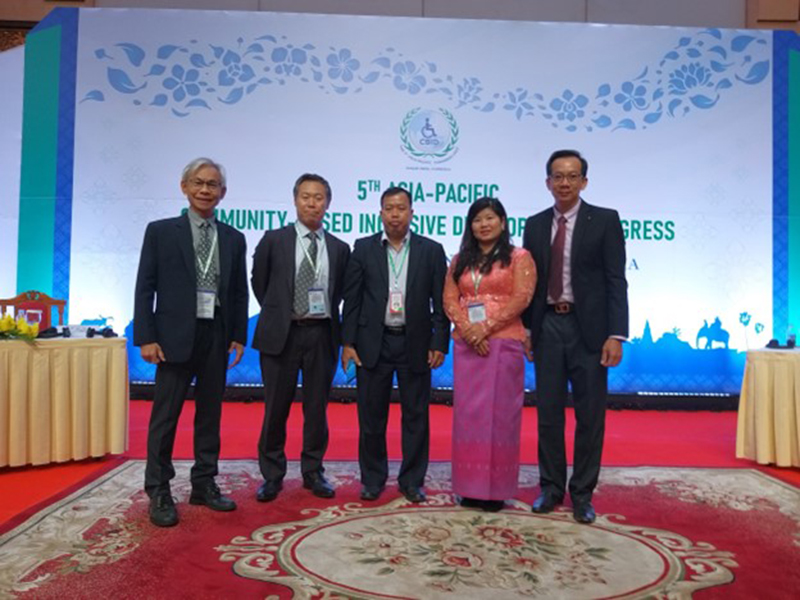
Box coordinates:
[470,268,484,295]
[387,242,410,288]
[197,228,218,282]
[296,223,323,283]
[470,246,499,293]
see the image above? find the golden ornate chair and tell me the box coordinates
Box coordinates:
[0,290,66,330]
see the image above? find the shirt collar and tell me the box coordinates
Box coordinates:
[381,230,411,247]
[187,207,216,228]
[295,220,323,240]
[554,198,581,221]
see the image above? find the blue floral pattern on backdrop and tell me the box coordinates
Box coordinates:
[82,28,770,130]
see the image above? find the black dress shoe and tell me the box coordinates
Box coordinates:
[256,479,283,502]
[482,500,505,512]
[531,493,563,514]
[303,473,335,498]
[150,493,178,527]
[189,482,237,512]
[400,486,426,503]
[360,485,384,501]
[459,496,484,508]
[573,502,596,524]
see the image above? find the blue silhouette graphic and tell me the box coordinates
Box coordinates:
[81,315,113,327]
[696,317,730,349]
[125,314,757,395]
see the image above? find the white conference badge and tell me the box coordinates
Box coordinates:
[308,288,327,315]
[468,303,487,323]
[389,290,404,315]
[197,290,216,319]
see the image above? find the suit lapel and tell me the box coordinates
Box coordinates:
[324,231,337,297]
[374,233,389,291]
[284,225,298,294]
[405,233,421,288]
[571,200,591,270]
[539,212,553,280]
[217,223,231,295]
[177,215,196,285]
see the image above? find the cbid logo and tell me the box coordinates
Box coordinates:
[400,107,459,164]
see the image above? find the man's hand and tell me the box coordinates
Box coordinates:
[228,342,244,368]
[342,345,362,371]
[140,342,165,364]
[428,350,445,369]
[523,334,534,362]
[600,338,623,367]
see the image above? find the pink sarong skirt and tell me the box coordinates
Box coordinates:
[451,337,525,500]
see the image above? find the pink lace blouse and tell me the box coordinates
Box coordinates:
[444,247,537,342]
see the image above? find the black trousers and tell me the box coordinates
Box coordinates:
[144,314,227,497]
[534,310,607,505]
[258,320,334,482]
[356,332,431,490]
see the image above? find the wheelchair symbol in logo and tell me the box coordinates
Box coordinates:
[400,108,459,162]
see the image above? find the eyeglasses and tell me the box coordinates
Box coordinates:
[549,173,583,184]
[188,178,222,191]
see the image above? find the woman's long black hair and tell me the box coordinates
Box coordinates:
[452,197,513,283]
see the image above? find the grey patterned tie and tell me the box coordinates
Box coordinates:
[197,221,216,290]
[294,232,318,315]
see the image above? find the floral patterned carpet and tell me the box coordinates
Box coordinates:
[0,461,798,599]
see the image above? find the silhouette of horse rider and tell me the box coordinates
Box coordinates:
[696,317,729,349]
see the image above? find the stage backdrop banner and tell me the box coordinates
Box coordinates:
[18,8,796,394]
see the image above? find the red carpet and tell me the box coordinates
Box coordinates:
[2,460,798,599]
[2,402,799,528]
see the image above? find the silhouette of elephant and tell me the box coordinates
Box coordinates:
[696,318,730,349]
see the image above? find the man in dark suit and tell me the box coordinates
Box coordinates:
[134,157,249,527]
[523,149,628,524]
[341,187,450,503]
[251,174,350,502]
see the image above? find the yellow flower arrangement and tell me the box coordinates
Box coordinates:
[0,313,39,340]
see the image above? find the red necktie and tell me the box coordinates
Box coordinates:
[548,216,567,302]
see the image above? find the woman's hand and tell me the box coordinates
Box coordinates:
[460,322,487,347]
[472,338,490,357]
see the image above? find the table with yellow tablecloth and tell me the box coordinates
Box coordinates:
[736,348,800,468]
[0,337,129,468]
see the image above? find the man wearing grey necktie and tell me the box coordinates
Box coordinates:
[134,157,249,528]
[251,173,351,502]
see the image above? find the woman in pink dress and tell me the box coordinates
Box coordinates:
[444,197,536,511]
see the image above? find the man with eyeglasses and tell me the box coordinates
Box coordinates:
[523,149,628,524]
[134,157,249,527]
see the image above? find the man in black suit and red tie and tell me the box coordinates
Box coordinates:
[341,186,450,504]
[251,174,350,502]
[523,149,628,524]
[134,157,249,528]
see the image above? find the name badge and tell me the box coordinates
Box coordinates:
[308,288,327,316]
[197,289,216,319]
[467,302,487,323]
[389,290,404,315]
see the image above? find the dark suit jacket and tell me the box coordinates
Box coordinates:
[523,200,628,352]
[341,232,450,372]
[250,225,350,360]
[133,213,249,363]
